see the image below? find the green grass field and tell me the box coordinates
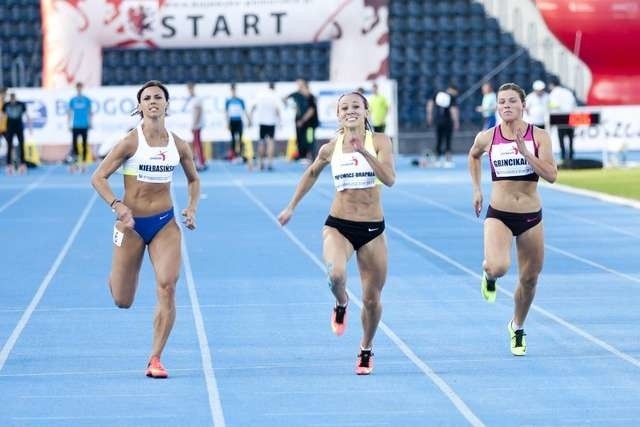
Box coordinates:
[556,166,640,201]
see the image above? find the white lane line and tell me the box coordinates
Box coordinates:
[174,195,226,427]
[0,166,58,213]
[545,243,640,284]
[0,193,97,372]
[236,181,485,427]
[397,188,640,284]
[544,207,640,239]
[543,181,640,210]
[387,225,640,369]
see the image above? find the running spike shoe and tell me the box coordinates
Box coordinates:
[331,304,348,336]
[145,356,169,378]
[508,321,527,356]
[355,349,374,375]
[481,273,497,303]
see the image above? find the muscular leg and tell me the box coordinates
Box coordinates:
[147,221,181,358]
[109,223,146,308]
[483,218,513,280]
[147,221,181,359]
[322,226,353,306]
[513,223,545,328]
[356,234,388,349]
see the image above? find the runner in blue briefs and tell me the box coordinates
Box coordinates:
[91,80,200,378]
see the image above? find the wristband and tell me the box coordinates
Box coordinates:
[110,198,121,212]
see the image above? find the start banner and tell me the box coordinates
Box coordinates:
[41,0,389,87]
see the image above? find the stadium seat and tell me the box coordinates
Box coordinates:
[470,2,486,17]
[389,1,407,17]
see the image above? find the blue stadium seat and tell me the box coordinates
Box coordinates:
[486,17,501,33]
[405,47,421,63]
[421,16,437,32]
[264,48,279,65]
[390,32,405,47]
[452,0,471,15]
[389,1,407,17]
[436,1,454,16]
[470,2,486,17]
[213,49,228,64]
[406,16,421,32]
[469,15,484,32]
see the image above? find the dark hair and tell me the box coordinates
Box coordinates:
[497,82,526,103]
[136,80,169,103]
[133,80,169,117]
[336,92,373,132]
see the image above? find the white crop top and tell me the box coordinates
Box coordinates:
[331,131,379,191]
[121,124,180,183]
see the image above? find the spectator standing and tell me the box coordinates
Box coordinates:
[186,83,207,171]
[250,82,281,171]
[285,79,318,164]
[68,82,93,172]
[0,87,7,156]
[225,83,250,161]
[426,84,460,167]
[2,92,31,175]
[548,78,577,163]
[525,80,549,129]
[476,82,497,130]
[369,82,389,133]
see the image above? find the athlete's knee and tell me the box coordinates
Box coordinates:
[109,279,134,308]
[326,264,346,289]
[361,289,382,311]
[483,260,509,279]
[156,277,177,302]
[519,273,539,291]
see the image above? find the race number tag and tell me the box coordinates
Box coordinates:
[113,225,124,247]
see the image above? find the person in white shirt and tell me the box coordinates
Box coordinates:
[548,78,577,162]
[476,82,497,130]
[250,82,281,171]
[186,83,207,171]
[525,80,549,129]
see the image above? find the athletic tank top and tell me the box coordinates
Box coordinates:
[121,124,180,183]
[489,124,539,182]
[331,131,380,191]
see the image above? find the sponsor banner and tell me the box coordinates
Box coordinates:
[10,79,397,149]
[551,105,640,152]
[42,0,389,87]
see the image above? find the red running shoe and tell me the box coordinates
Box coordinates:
[355,348,374,375]
[145,356,168,378]
[331,304,348,336]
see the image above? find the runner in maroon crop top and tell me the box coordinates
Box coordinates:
[468,82,557,356]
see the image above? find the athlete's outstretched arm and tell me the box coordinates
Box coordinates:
[277,142,333,225]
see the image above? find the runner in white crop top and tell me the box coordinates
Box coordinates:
[120,124,180,183]
[91,80,200,379]
[277,92,395,375]
[330,130,382,191]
